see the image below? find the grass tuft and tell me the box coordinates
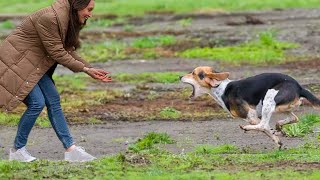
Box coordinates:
[115,71,184,83]
[194,144,240,154]
[179,31,299,65]
[159,107,181,119]
[132,35,176,49]
[0,20,15,29]
[79,41,127,62]
[283,114,320,137]
[128,132,175,153]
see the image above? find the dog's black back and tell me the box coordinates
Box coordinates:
[222,73,302,110]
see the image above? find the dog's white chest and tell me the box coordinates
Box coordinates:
[210,80,232,116]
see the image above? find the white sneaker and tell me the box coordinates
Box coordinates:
[64,146,96,162]
[9,147,37,162]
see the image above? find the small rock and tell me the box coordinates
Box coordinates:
[124,141,129,145]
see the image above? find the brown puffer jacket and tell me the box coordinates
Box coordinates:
[0,0,91,112]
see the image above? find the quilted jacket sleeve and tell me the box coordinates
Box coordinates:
[68,49,92,68]
[34,13,85,72]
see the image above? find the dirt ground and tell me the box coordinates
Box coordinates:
[1,8,320,161]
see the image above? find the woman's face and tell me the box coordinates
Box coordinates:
[78,0,95,24]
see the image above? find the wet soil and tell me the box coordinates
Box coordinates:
[0,9,320,165]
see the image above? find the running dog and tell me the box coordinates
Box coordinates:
[180,66,320,148]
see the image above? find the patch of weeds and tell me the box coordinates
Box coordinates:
[91,89,124,104]
[85,19,115,29]
[53,74,87,93]
[142,49,159,59]
[175,88,195,99]
[60,89,124,112]
[179,31,299,65]
[307,84,320,94]
[146,91,160,100]
[183,109,228,120]
[36,116,51,127]
[0,161,26,178]
[69,116,102,125]
[131,35,176,49]
[0,20,15,29]
[2,144,320,179]
[178,18,193,27]
[283,114,320,137]
[115,71,184,83]
[128,132,175,153]
[88,117,103,124]
[52,74,124,110]
[194,144,241,154]
[0,112,21,126]
[123,24,135,32]
[84,18,126,30]
[0,112,50,127]
[79,41,127,62]
[159,107,181,119]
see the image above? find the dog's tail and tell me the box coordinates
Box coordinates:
[300,88,320,107]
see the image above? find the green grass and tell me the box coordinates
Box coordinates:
[159,107,182,119]
[84,17,128,30]
[84,18,117,29]
[115,71,184,83]
[194,144,241,154]
[52,74,87,93]
[1,142,320,179]
[178,18,193,27]
[283,114,320,137]
[79,41,127,62]
[0,0,54,14]
[79,36,176,62]
[179,31,299,65]
[0,20,15,29]
[2,0,320,15]
[77,31,298,64]
[0,112,51,127]
[132,35,176,49]
[53,74,124,113]
[128,132,175,153]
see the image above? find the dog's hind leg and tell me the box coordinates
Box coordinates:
[275,112,299,132]
[240,89,281,147]
[273,83,301,133]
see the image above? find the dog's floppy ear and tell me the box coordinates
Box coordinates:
[204,72,229,87]
[206,72,230,81]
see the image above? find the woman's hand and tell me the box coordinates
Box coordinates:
[83,67,112,82]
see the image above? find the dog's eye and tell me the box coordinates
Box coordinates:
[192,71,195,75]
[198,72,205,80]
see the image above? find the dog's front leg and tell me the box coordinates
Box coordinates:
[239,124,282,149]
[245,108,260,125]
[262,129,282,149]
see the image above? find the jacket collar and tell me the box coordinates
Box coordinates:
[51,0,70,46]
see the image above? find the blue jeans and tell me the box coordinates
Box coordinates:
[14,74,74,149]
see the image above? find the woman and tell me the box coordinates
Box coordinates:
[0,0,111,162]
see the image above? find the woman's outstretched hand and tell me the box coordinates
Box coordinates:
[83,67,112,82]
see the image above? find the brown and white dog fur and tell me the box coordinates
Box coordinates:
[180,66,320,148]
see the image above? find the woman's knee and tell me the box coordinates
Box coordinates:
[28,98,46,110]
[46,94,61,108]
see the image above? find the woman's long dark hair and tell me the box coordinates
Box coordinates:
[65,0,91,49]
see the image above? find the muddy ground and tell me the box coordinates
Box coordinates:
[0,8,320,161]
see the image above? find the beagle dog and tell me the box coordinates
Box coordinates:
[180,66,320,148]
